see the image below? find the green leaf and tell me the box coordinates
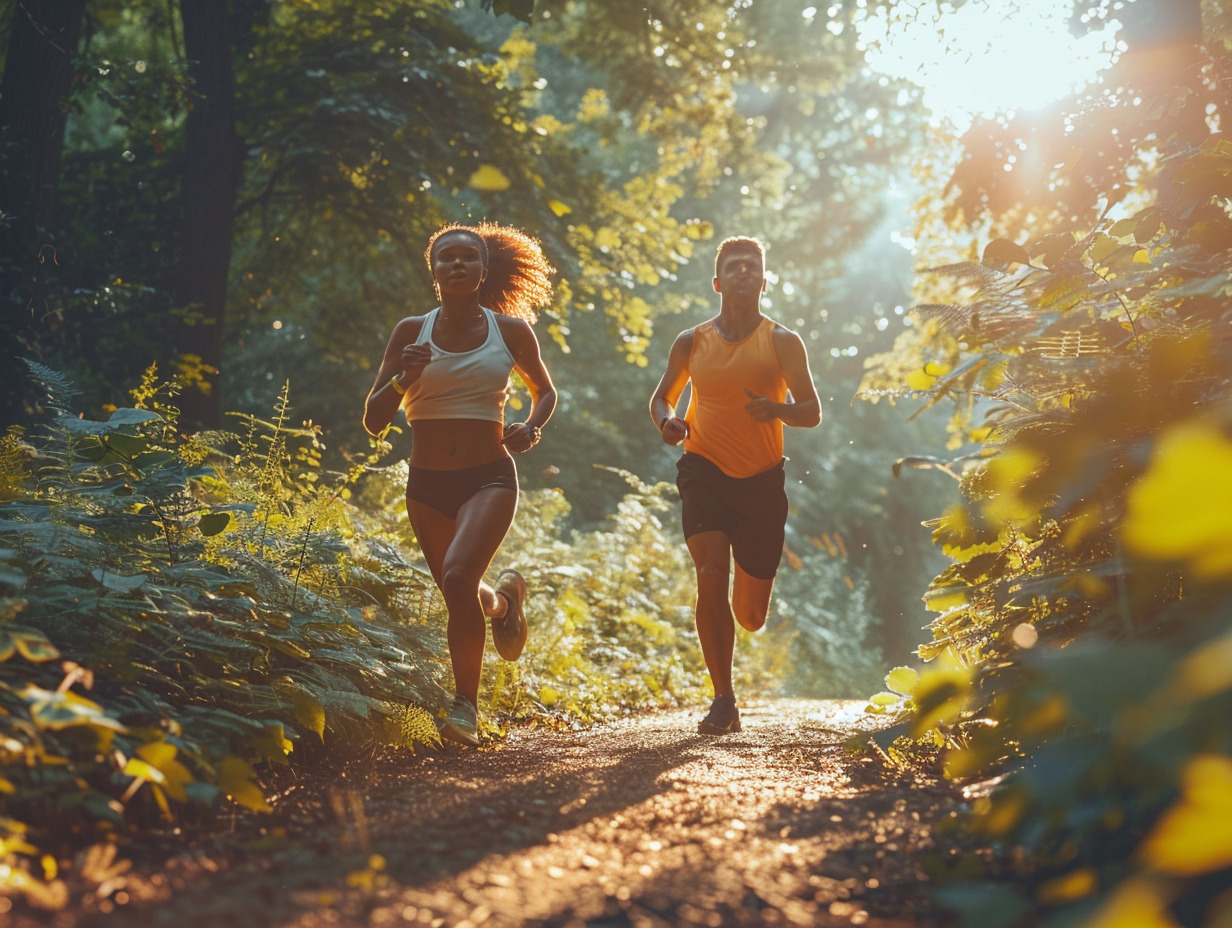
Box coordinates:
[13,628,60,662]
[106,408,163,428]
[92,569,149,592]
[197,512,232,536]
[932,883,1031,928]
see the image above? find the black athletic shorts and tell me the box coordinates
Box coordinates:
[675,452,788,580]
[406,457,518,519]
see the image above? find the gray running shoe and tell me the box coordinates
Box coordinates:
[440,694,480,747]
[697,695,742,734]
[492,569,528,661]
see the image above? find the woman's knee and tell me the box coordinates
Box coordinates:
[439,563,483,604]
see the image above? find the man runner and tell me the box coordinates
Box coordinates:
[649,236,821,734]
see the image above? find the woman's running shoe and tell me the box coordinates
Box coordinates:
[492,569,528,661]
[440,694,480,747]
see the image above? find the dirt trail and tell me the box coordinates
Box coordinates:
[27,698,959,928]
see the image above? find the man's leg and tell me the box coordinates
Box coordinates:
[686,530,735,697]
[732,564,775,632]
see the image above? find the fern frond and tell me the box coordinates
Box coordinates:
[21,360,79,414]
[925,261,1005,285]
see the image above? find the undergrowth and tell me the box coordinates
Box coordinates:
[2,363,850,907]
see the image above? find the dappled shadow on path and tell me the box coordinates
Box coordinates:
[49,699,955,928]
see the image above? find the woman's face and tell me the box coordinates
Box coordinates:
[432,232,486,297]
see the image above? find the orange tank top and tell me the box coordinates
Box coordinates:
[683,316,787,478]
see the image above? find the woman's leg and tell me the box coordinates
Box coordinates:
[410,487,518,705]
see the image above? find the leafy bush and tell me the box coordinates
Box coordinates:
[855,5,1232,919]
[859,87,1232,928]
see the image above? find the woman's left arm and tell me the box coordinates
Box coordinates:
[500,317,557,452]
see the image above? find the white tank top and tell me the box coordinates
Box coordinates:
[403,307,514,422]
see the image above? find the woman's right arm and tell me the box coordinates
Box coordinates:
[363,317,425,438]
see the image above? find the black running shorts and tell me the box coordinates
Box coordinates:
[675,452,788,580]
[406,457,518,519]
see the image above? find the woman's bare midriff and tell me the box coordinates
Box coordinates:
[407,418,511,470]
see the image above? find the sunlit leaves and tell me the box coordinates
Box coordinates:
[22,685,126,734]
[1082,879,1180,928]
[293,689,326,741]
[1122,422,1232,577]
[217,756,272,813]
[0,627,59,663]
[467,164,512,191]
[1139,754,1232,876]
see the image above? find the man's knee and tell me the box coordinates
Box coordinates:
[694,559,729,593]
[732,574,774,631]
[734,603,769,632]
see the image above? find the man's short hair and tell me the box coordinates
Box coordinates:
[714,236,765,276]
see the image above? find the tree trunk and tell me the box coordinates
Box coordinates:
[176,0,242,430]
[0,0,87,427]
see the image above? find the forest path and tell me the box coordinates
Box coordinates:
[45,699,957,928]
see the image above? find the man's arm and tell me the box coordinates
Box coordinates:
[745,327,821,428]
[649,330,695,445]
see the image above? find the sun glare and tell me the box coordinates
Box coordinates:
[857,0,1123,127]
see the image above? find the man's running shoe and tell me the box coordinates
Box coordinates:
[697,694,742,734]
[440,694,480,747]
[492,569,528,661]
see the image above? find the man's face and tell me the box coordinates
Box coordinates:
[714,249,765,295]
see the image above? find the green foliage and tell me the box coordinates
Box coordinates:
[0,368,451,902]
[859,14,1232,927]
[5,366,874,904]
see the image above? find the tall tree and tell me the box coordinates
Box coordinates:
[174,0,242,428]
[0,0,88,427]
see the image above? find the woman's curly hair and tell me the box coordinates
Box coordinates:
[425,221,555,324]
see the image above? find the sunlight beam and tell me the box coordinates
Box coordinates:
[857,0,1123,128]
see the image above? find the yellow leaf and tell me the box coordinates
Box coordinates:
[905,367,939,391]
[1122,423,1232,577]
[251,723,293,762]
[539,685,559,706]
[1164,630,1232,702]
[1036,867,1097,904]
[218,756,272,813]
[983,447,1043,526]
[294,689,326,741]
[467,164,511,191]
[885,666,920,697]
[547,199,572,216]
[1139,754,1232,875]
[1083,878,1181,928]
[136,741,193,802]
[909,665,972,737]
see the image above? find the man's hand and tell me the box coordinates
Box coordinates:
[744,389,781,422]
[660,415,689,446]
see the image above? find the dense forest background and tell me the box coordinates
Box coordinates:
[0,0,961,672]
[3,0,1232,925]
